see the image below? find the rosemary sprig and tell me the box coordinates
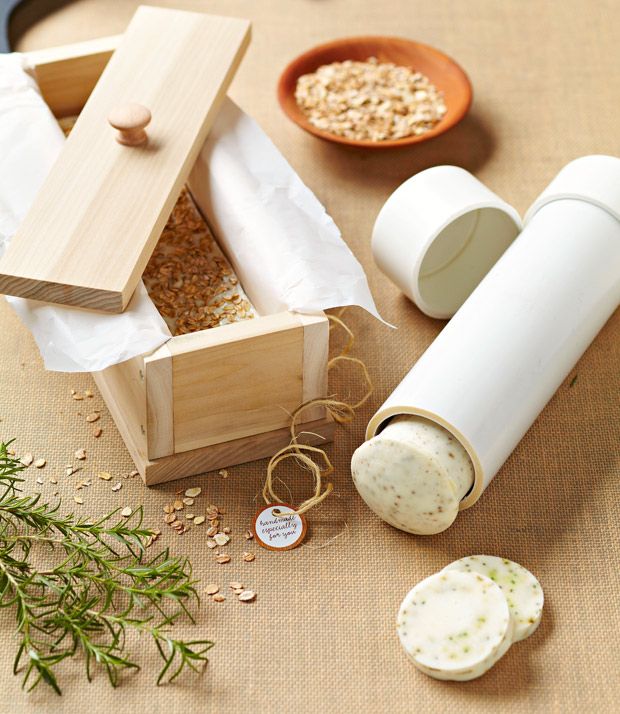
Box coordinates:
[0,440,213,695]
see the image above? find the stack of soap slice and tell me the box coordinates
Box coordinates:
[397,555,544,681]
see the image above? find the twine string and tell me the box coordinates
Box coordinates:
[263,311,373,517]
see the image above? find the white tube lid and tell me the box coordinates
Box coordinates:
[525,155,620,224]
[372,166,522,318]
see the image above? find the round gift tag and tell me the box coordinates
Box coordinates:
[252,503,307,551]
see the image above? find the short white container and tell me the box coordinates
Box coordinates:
[366,156,620,510]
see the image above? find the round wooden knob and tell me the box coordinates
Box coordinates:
[108,103,151,146]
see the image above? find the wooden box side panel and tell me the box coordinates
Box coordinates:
[143,344,174,460]
[168,313,305,453]
[27,36,117,118]
[91,353,147,461]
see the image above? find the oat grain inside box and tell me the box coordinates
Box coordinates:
[60,116,256,336]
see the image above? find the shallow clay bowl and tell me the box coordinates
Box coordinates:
[278,36,472,149]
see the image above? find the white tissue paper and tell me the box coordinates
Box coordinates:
[0,53,382,373]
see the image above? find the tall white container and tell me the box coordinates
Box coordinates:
[367,156,620,510]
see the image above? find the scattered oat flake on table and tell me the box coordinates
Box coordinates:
[244,531,254,540]
[185,487,201,498]
[186,513,195,520]
[93,427,103,438]
[173,500,184,510]
[74,496,83,505]
[216,554,231,564]
[84,389,93,398]
[50,477,58,484]
[36,477,44,485]
[74,448,86,460]
[242,552,256,562]
[229,581,243,590]
[111,482,122,492]
[34,458,46,468]
[20,453,33,467]
[205,583,220,595]
[193,516,206,525]
[219,469,228,478]
[129,470,139,477]
[207,540,217,549]
[214,533,230,546]
[98,471,112,481]
[85,412,100,423]
[206,526,217,537]
[121,507,132,517]
[72,393,84,401]
[212,594,226,602]
[238,590,256,602]
[182,497,194,506]
[164,513,177,524]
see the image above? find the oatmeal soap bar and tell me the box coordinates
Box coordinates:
[357,156,620,531]
[352,416,473,534]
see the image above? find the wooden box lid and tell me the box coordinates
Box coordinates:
[0,5,251,312]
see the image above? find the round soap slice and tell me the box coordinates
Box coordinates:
[351,416,474,535]
[397,570,513,681]
[442,555,544,642]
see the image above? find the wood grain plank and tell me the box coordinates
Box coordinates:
[142,417,335,486]
[0,6,251,311]
[92,353,147,461]
[169,313,305,453]
[299,313,329,422]
[144,343,173,460]
[26,35,118,117]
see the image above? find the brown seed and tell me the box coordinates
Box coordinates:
[121,506,132,517]
[238,590,256,602]
[20,453,34,467]
[205,583,219,595]
[85,412,100,423]
[216,554,231,564]
[98,471,112,481]
[34,458,46,468]
[212,594,226,602]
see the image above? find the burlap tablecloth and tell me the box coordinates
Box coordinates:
[2,0,619,711]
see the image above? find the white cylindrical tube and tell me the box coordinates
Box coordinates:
[363,156,620,518]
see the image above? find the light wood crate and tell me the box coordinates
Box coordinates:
[24,36,334,485]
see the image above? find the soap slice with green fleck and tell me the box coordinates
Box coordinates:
[397,570,513,681]
[442,555,543,642]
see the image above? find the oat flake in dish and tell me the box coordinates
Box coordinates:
[295,57,447,142]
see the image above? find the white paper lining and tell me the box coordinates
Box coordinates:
[0,54,382,372]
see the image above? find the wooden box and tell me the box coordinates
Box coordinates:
[2,8,334,484]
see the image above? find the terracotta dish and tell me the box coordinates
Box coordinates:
[277,36,472,149]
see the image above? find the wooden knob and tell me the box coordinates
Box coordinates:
[108,103,151,146]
